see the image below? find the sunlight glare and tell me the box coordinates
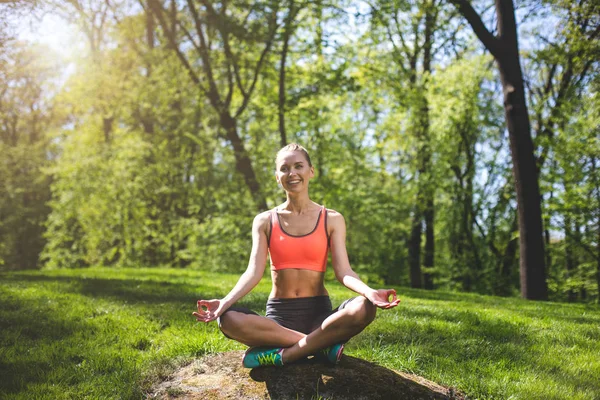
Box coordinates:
[14,12,80,60]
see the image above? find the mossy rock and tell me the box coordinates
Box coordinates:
[149,350,463,399]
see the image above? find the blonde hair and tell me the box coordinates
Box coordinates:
[275,143,313,167]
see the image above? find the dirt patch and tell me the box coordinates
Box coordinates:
[148,351,463,400]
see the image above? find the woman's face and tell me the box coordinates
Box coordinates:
[275,150,314,192]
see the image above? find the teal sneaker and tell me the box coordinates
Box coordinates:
[319,343,344,365]
[242,347,284,368]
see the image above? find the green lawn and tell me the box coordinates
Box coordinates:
[1,267,599,399]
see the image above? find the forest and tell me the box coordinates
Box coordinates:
[1,0,598,302]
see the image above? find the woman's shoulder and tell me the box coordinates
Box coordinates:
[252,210,272,230]
[326,208,345,224]
[254,210,273,221]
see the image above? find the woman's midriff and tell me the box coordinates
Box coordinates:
[269,269,328,298]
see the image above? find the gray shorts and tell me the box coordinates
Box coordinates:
[219,295,357,337]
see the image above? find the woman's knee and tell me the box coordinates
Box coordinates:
[346,297,377,328]
[218,311,245,337]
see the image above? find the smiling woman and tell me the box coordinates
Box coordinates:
[275,144,315,193]
[193,143,401,369]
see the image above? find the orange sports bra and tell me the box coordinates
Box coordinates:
[268,206,329,272]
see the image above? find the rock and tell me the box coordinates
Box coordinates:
[149,351,463,400]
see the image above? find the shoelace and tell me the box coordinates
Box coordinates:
[257,351,279,365]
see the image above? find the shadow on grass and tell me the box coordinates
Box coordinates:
[0,359,52,395]
[0,271,269,312]
[0,291,86,395]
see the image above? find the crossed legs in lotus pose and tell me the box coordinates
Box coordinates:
[218,296,377,364]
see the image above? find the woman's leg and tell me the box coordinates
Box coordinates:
[280,296,376,364]
[219,311,306,347]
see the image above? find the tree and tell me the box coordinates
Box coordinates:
[278,0,302,147]
[147,0,286,211]
[449,0,548,299]
[368,0,463,289]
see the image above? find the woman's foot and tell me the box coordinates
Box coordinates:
[317,343,344,365]
[242,347,285,368]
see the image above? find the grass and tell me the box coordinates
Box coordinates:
[1,267,599,399]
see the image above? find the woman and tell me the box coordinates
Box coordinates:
[193,143,400,368]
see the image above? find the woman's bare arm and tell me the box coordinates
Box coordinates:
[220,211,270,307]
[194,211,270,322]
[329,210,400,309]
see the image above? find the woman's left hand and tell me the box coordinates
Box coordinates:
[365,289,401,309]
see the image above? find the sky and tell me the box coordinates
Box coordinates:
[8,9,80,91]
[11,9,78,59]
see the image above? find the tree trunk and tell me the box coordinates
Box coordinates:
[451,0,548,300]
[408,210,423,288]
[278,38,288,147]
[597,217,600,304]
[420,0,436,290]
[278,0,297,147]
[565,214,577,302]
[573,218,586,301]
[409,57,435,289]
[146,2,155,72]
[169,0,177,48]
[423,197,434,289]
[498,57,547,300]
[591,157,600,304]
[103,116,113,143]
[544,184,553,274]
[498,215,518,296]
[496,0,547,300]
[143,3,155,134]
[220,112,268,210]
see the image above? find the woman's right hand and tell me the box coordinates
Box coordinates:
[193,299,226,323]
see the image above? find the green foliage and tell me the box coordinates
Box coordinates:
[544,87,600,301]
[0,142,52,269]
[524,0,600,302]
[4,0,599,302]
[427,55,511,293]
[0,42,57,270]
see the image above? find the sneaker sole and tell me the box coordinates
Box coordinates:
[242,347,257,368]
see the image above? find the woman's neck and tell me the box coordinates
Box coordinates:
[281,194,315,214]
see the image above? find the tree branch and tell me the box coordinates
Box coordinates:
[186,0,223,110]
[392,10,411,63]
[148,0,201,87]
[560,222,599,261]
[199,0,245,105]
[385,23,408,75]
[449,0,500,57]
[430,13,462,57]
[235,2,280,118]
